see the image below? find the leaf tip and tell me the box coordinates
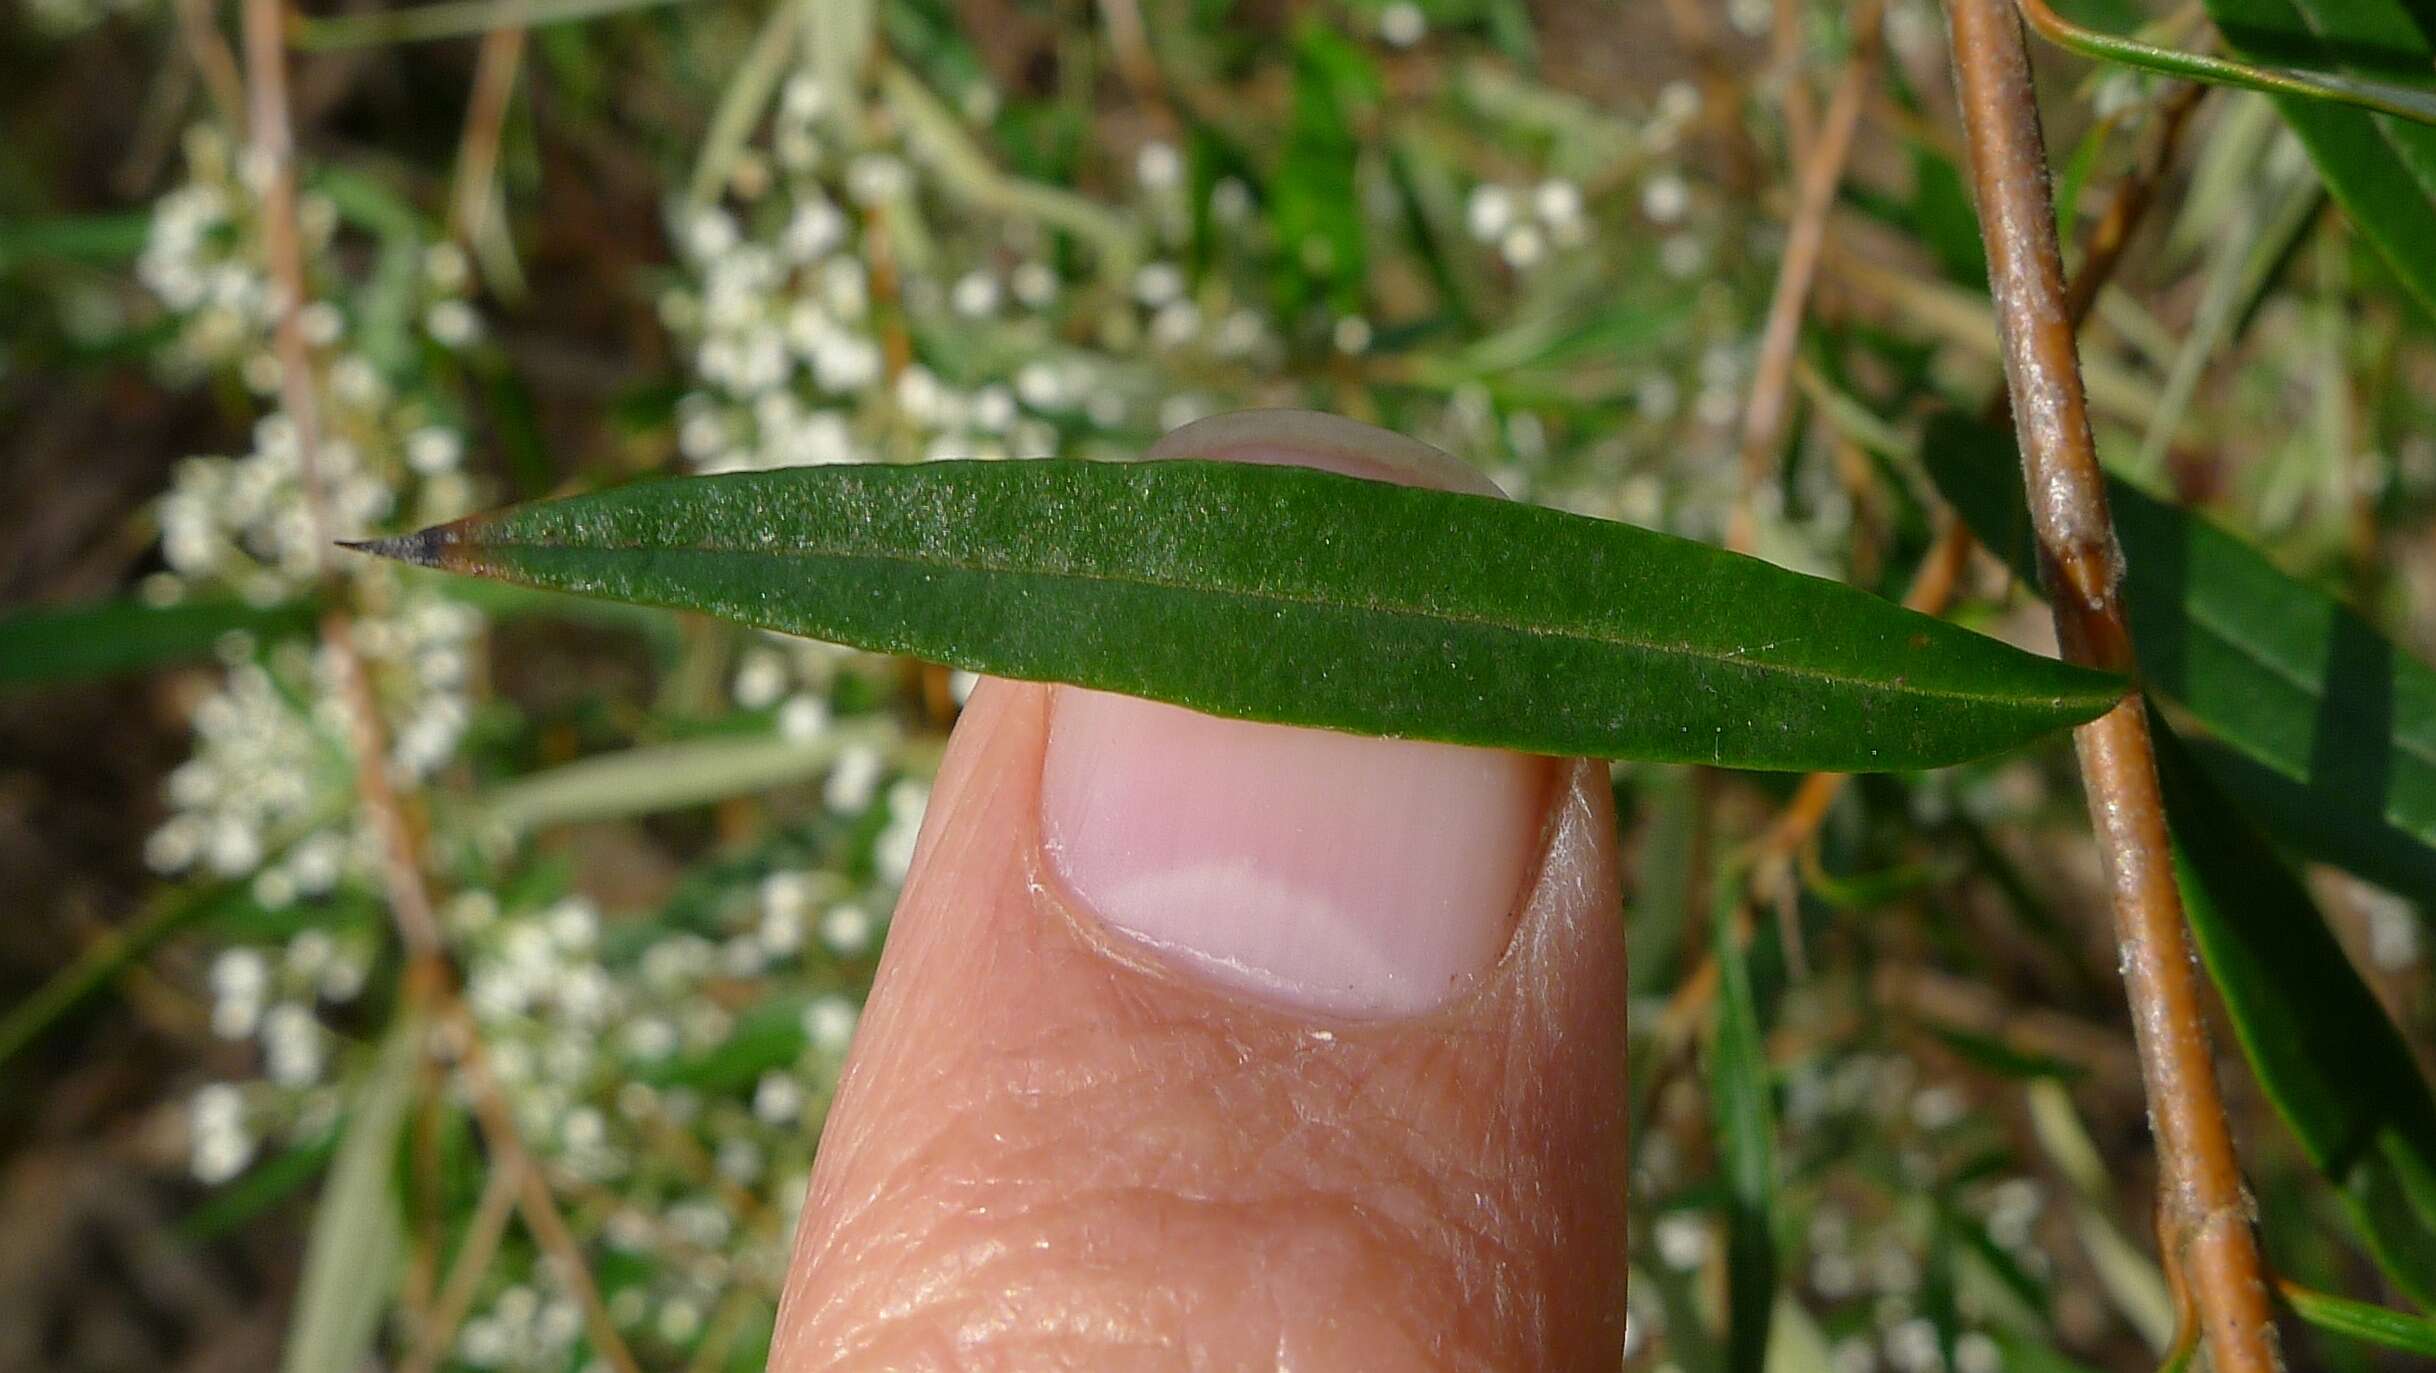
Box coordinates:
[337,525,457,570]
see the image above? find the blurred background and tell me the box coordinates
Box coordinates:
[4,0,2433,1369]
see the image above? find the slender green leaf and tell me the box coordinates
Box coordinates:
[280,1018,420,1373]
[470,721,928,835]
[0,212,150,270]
[1628,767,1699,997]
[290,0,697,48]
[179,1130,342,1241]
[0,883,240,1071]
[2204,0,2436,319]
[1922,413,2436,895]
[2025,1080,2177,1353]
[1711,885,1776,1373]
[1275,20,1379,314]
[0,597,316,688]
[2152,713,2436,1305]
[2022,0,2436,126]
[684,0,808,208]
[351,459,2122,773]
[2281,1283,2436,1357]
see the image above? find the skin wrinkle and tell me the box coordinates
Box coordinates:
[774,682,1628,1370]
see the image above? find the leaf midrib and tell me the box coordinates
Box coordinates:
[480,534,2098,713]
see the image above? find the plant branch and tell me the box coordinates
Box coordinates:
[1733,0,1885,554]
[236,9,639,1370]
[401,1153,524,1373]
[1757,81,2196,872]
[1941,3,2281,1370]
[450,24,529,294]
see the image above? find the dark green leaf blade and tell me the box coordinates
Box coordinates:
[2280,1283,2436,1356]
[352,459,2122,773]
[2205,0,2436,319]
[1922,413,2436,895]
[0,597,316,688]
[2152,713,2436,1305]
[1711,879,1778,1373]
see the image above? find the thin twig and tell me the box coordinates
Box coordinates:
[236,7,641,1370]
[1941,4,2282,1370]
[1769,0,1818,169]
[1755,82,2196,874]
[2063,83,2204,328]
[1732,0,1886,554]
[401,1155,525,1373]
[174,0,249,133]
[1096,0,1171,125]
[452,1013,644,1373]
[1654,0,1758,193]
[449,24,528,258]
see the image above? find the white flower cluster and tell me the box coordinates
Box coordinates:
[1464,177,1591,271]
[439,854,901,1370]
[138,117,488,909]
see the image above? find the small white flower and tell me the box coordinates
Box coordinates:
[1641,172,1690,224]
[1014,361,1065,409]
[780,73,829,122]
[1135,140,1183,192]
[753,1071,803,1124]
[1331,315,1372,355]
[1150,299,1201,350]
[733,648,790,710]
[845,154,909,204]
[1209,177,1255,226]
[820,903,873,957]
[297,301,344,346]
[1654,1212,1710,1270]
[684,208,740,260]
[1378,1,1425,47]
[782,198,848,264]
[425,299,481,348]
[1885,1318,1940,1373]
[1131,261,1186,308]
[778,693,830,742]
[802,995,858,1055]
[262,1002,325,1086]
[1498,222,1547,270]
[424,242,471,292]
[1010,260,1058,308]
[950,270,1000,318]
[1466,184,1515,242]
[406,427,463,475]
[1534,178,1584,229]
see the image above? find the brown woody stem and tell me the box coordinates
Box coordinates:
[233,6,641,1368]
[1941,2,2282,1370]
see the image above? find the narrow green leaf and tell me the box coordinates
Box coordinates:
[1275,20,1379,314]
[0,597,316,688]
[0,883,238,1071]
[1922,413,2436,896]
[0,212,151,270]
[350,459,2122,773]
[2152,714,2436,1305]
[2203,0,2436,319]
[2280,1283,2436,1357]
[2024,0,2436,125]
[289,0,696,48]
[1711,886,1777,1373]
[280,1018,420,1373]
[470,721,928,835]
[1628,767,1699,998]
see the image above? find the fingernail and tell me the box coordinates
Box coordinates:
[1038,411,1549,1019]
